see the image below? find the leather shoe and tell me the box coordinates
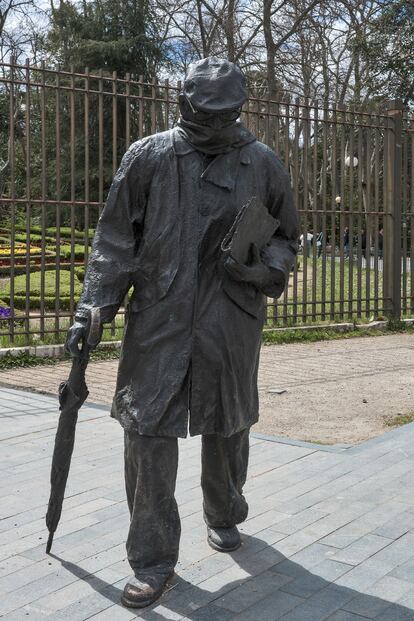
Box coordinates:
[121,573,172,608]
[207,525,241,552]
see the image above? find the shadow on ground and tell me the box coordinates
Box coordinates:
[53,534,414,620]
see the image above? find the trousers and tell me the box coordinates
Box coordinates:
[124,428,250,578]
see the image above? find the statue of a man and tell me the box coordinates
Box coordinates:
[66,57,299,609]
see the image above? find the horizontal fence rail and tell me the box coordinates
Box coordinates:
[0,60,413,346]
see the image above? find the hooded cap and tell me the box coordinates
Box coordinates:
[183,57,248,112]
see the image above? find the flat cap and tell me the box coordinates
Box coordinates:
[183,57,247,112]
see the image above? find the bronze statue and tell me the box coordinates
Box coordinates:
[66,56,299,609]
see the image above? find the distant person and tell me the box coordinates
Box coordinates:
[360,229,370,262]
[344,227,349,257]
[379,228,383,258]
[315,231,324,257]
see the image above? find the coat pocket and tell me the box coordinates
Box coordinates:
[128,226,179,313]
[222,278,265,319]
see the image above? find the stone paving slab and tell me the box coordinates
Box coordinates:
[2,387,414,619]
[2,333,414,443]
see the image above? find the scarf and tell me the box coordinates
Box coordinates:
[176,117,255,155]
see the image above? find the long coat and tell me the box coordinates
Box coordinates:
[76,127,299,438]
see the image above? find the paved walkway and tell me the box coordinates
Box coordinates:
[2,333,414,443]
[3,386,414,619]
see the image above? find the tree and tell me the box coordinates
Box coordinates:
[359,0,414,106]
[42,0,169,77]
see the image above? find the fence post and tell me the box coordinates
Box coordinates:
[383,100,404,320]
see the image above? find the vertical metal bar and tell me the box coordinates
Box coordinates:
[365,118,372,317]
[125,72,131,148]
[321,100,328,320]
[111,71,118,336]
[272,93,281,325]
[84,68,90,265]
[112,70,118,176]
[176,80,181,124]
[264,94,270,148]
[338,105,346,320]
[383,101,404,319]
[8,57,16,344]
[40,60,47,339]
[348,108,355,320]
[55,66,61,339]
[282,97,291,325]
[69,65,76,325]
[357,116,363,319]
[274,94,280,156]
[292,98,300,324]
[311,100,318,321]
[410,120,414,314]
[302,99,309,322]
[402,122,408,315]
[330,104,337,320]
[24,59,31,344]
[373,117,380,317]
[151,77,156,134]
[139,75,144,139]
[382,112,389,315]
[98,69,104,214]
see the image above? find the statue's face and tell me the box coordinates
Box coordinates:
[179,95,241,129]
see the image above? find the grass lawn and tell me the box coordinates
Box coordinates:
[0,253,413,347]
[0,269,83,310]
[266,256,388,326]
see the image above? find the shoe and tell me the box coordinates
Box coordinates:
[207,525,241,552]
[121,572,172,608]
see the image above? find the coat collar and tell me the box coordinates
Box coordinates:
[172,127,252,191]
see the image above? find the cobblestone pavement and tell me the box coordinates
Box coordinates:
[1,333,414,443]
[3,386,414,619]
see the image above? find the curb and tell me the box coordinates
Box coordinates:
[0,340,122,359]
[2,318,414,359]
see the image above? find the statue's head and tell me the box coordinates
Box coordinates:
[179,57,247,130]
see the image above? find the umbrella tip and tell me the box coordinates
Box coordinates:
[46,532,54,554]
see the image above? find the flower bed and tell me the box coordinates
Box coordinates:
[0,246,43,256]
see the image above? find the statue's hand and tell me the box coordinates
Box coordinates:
[224,244,272,288]
[65,317,90,357]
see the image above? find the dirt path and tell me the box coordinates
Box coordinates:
[1,333,414,444]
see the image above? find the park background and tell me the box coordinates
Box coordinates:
[0,0,413,347]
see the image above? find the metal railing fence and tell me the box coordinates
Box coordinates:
[0,59,413,346]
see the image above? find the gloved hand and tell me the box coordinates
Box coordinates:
[65,316,100,358]
[224,244,273,288]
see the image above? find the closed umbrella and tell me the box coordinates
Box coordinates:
[45,308,101,553]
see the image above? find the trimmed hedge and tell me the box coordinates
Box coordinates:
[10,225,95,240]
[0,262,84,277]
[75,266,86,282]
[1,269,83,310]
[58,245,90,260]
[2,294,78,311]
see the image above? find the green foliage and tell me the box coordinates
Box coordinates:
[1,270,83,310]
[42,0,169,78]
[358,0,414,105]
[0,347,120,370]
[0,352,59,370]
[263,322,414,345]
[385,412,414,428]
[11,224,95,240]
[75,266,85,282]
[58,245,88,260]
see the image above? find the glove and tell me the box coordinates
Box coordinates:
[224,244,274,289]
[65,315,102,357]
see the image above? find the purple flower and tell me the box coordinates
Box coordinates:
[0,306,12,319]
